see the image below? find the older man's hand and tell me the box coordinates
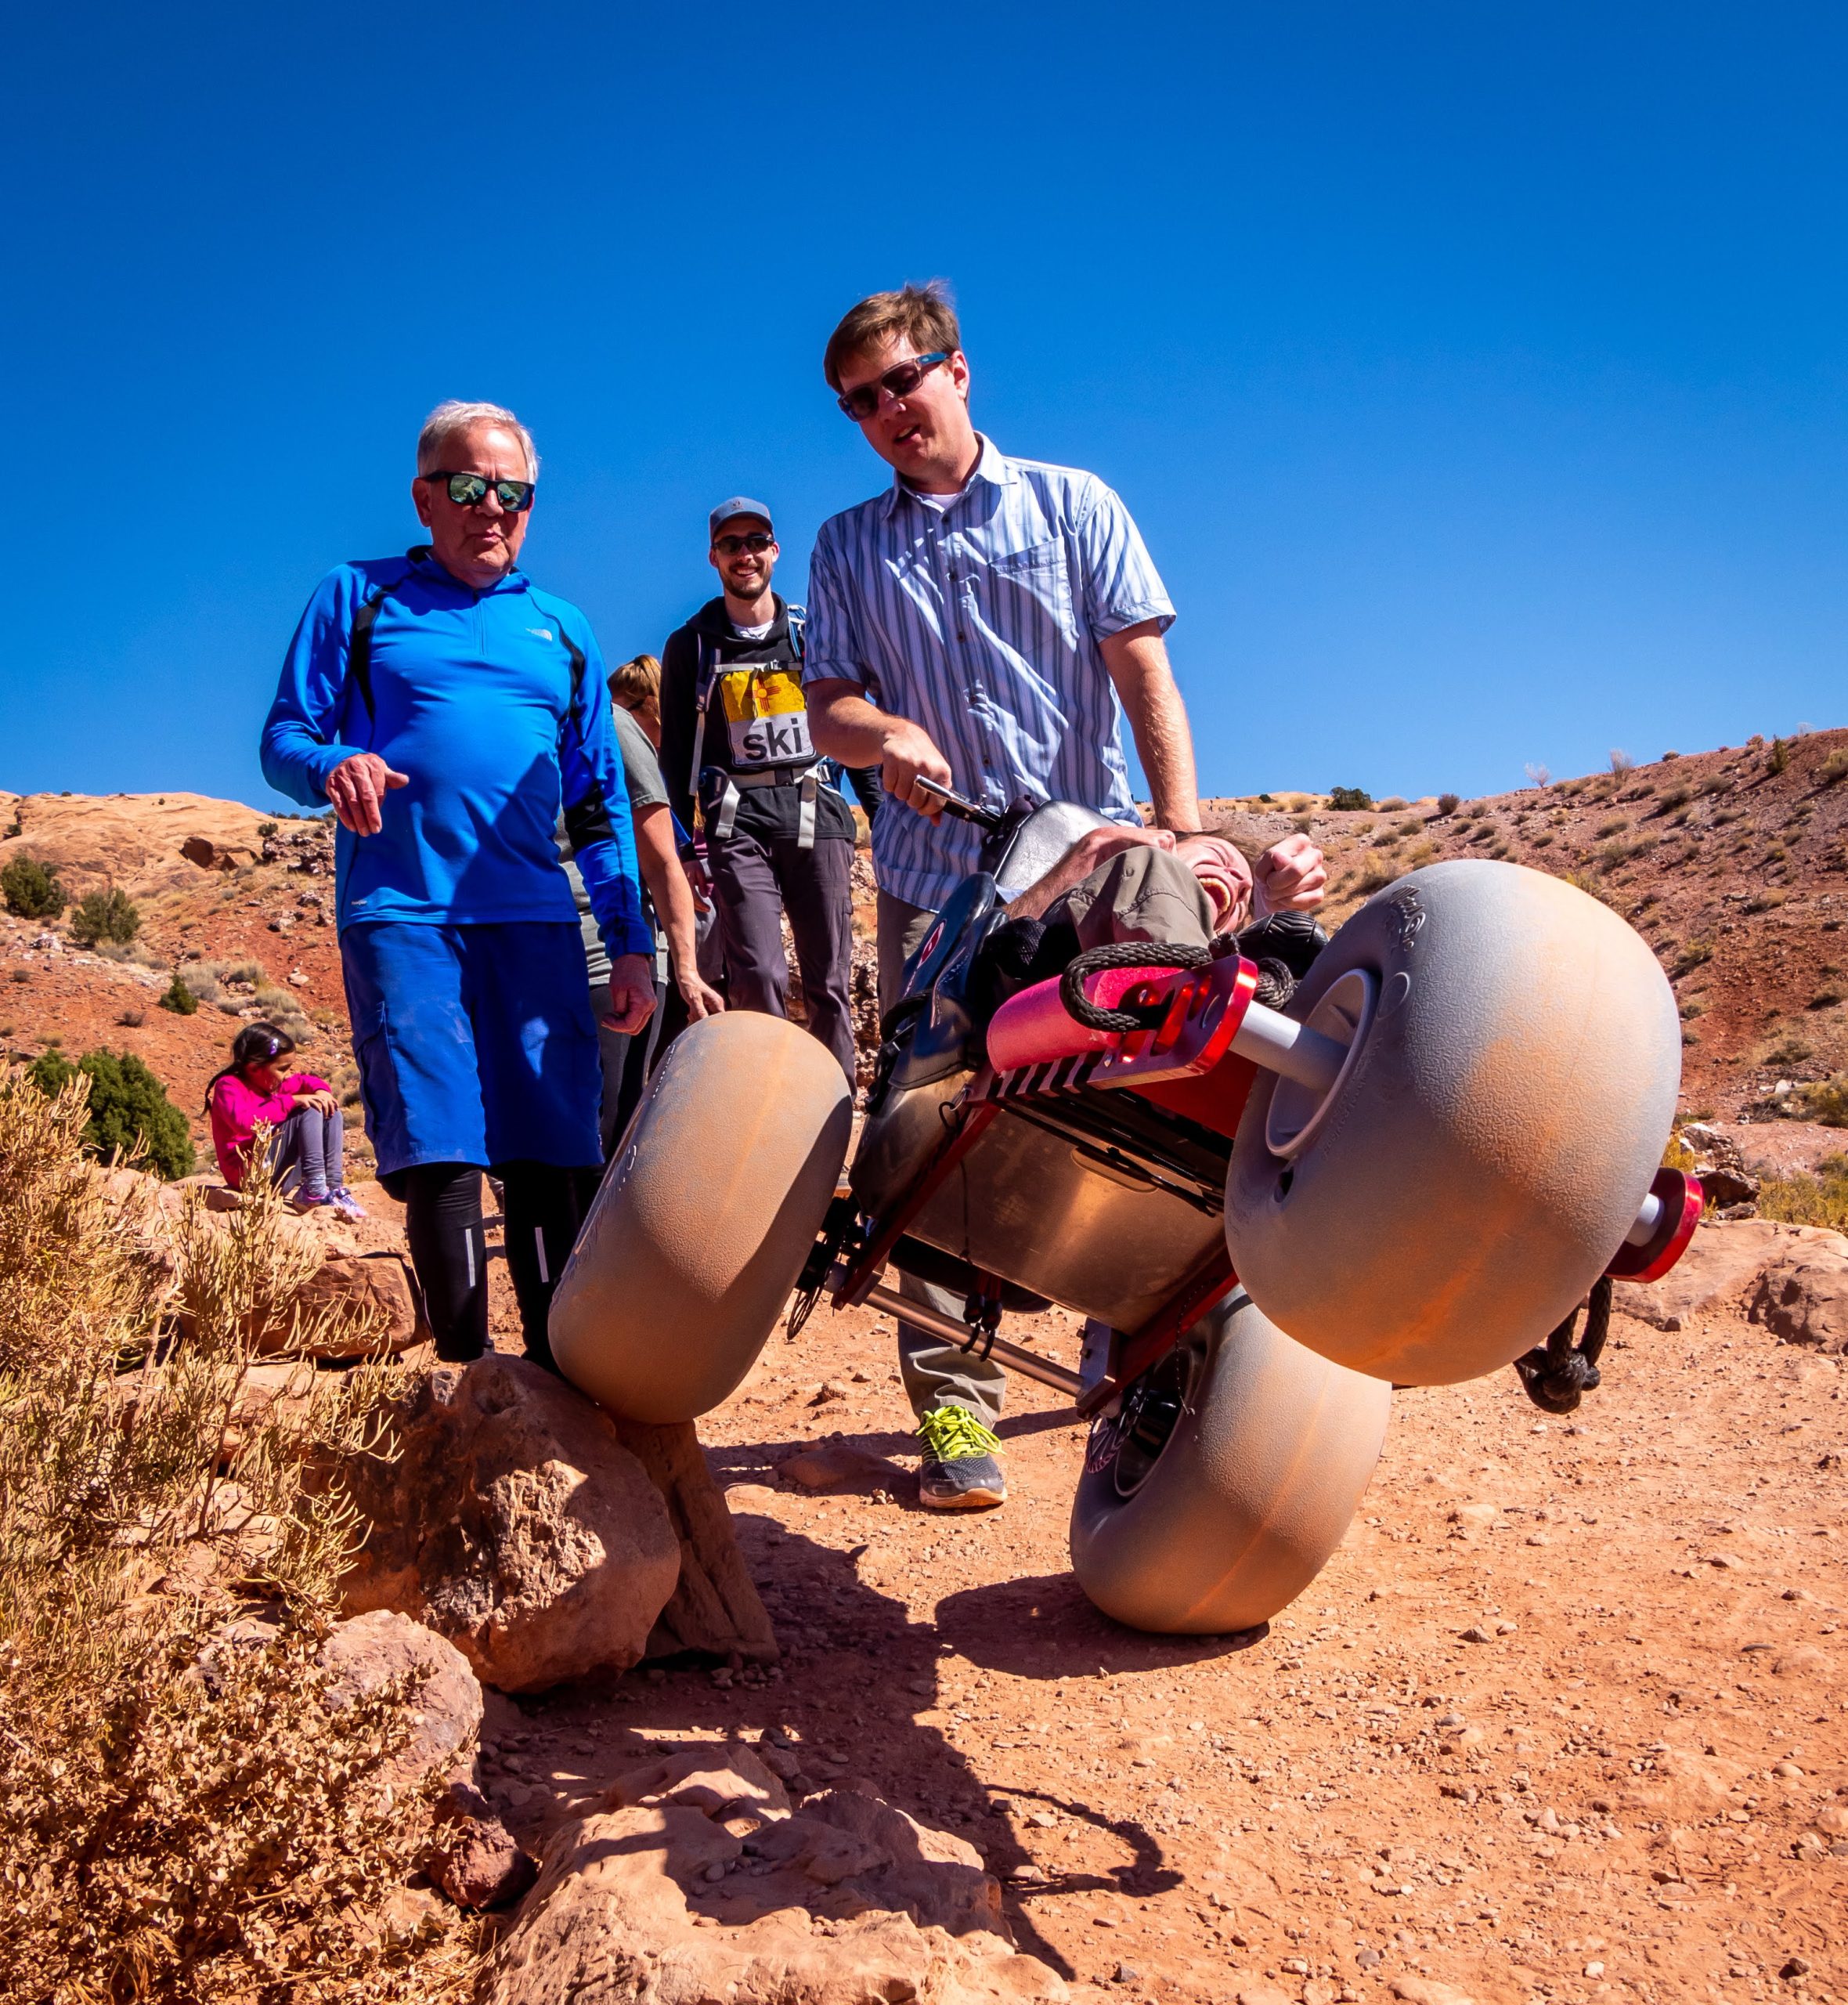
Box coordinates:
[326,752,409,836]
[603,955,658,1036]
[1253,833,1329,914]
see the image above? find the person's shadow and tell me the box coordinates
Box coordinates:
[612,1512,1204,1978]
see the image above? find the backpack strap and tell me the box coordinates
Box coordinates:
[348,583,399,723]
[687,631,719,805]
[556,624,587,710]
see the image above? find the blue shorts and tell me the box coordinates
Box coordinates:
[340,920,604,1184]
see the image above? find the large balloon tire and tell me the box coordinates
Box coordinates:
[1069,1293,1390,1636]
[1224,859,1680,1386]
[550,1013,852,1423]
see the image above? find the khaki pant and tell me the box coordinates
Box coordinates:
[874,847,1215,1426]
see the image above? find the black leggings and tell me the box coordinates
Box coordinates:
[400,1161,604,1367]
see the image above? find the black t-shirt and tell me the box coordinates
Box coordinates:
[659,596,856,847]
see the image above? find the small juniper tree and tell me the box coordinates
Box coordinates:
[1,853,66,920]
[157,971,198,1015]
[67,887,141,949]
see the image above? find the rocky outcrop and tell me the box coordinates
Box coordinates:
[485,1744,1066,2005]
[316,1609,540,1909]
[336,1356,683,1693]
[0,791,273,900]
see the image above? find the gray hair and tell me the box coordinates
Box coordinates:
[415,399,540,480]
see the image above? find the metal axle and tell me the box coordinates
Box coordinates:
[858,1277,1085,1400]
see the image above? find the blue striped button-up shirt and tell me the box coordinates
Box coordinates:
[803,434,1175,911]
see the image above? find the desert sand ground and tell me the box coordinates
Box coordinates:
[467,1260,1846,2005]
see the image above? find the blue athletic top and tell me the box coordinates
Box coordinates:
[260,547,651,959]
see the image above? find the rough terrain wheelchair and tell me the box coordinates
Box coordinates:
[550,792,1700,1636]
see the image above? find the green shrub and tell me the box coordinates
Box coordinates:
[1,854,66,920]
[27,1049,195,1179]
[157,972,198,1015]
[1328,786,1373,811]
[67,887,140,949]
[1767,736,1790,775]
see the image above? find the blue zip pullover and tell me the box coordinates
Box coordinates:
[260,547,651,961]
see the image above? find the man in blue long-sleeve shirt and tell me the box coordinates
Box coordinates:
[262,399,653,1366]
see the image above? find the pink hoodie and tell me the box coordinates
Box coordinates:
[209,1071,332,1187]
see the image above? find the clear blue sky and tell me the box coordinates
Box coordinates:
[3,2,1843,811]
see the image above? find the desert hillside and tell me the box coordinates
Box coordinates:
[6,727,1846,1156]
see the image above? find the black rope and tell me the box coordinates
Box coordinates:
[1059,942,1213,1035]
[1251,958,1297,1010]
[1513,1275,1612,1414]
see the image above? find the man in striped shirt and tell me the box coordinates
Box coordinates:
[804,281,1323,1510]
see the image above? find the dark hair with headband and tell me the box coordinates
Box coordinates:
[203,1021,298,1111]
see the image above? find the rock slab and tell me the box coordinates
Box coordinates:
[337,1354,683,1693]
[1615,1219,1847,1331]
[611,1417,779,1664]
[487,1743,1066,2005]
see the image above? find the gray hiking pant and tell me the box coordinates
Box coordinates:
[710,829,857,1086]
[875,846,1215,1427]
[268,1102,345,1200]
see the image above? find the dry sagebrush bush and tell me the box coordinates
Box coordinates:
[0,1068,480,2003]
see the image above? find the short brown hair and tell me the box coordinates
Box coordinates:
[608,652,662,708]
[823,280,961,391]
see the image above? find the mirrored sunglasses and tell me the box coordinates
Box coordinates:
[426,469,536,511]
[713,532,774,555]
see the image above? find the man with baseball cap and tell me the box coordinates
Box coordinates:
[658,497,871,1082]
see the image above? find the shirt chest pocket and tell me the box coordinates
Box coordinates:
[969,536,1074,646]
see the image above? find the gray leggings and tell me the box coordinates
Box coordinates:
[268,1103,344,1199]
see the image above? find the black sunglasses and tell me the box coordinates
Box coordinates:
[836,351,950,421]
[424,469,536,511]
[713,531,775,556]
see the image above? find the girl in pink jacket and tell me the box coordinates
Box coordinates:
[206,1022,364,1220]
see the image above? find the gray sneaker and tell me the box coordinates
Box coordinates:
[916,1406,1007,1510]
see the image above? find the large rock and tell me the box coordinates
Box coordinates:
[486,1745,1066,2005]
[337,1355,683,1693]
[1614,1219,1845,1331]
[1749,1230,1848,1353]
[316,1608,483,1800]
[276,1248,427,1358]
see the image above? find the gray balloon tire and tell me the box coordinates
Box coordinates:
[549,1013,853,1424]
[1224,859,1681,1386]
[1068,1293,1391,1636]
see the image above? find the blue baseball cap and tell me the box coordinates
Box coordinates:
[709,495,774,540]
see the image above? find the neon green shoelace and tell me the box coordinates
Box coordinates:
[916,1405,1002,1462]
